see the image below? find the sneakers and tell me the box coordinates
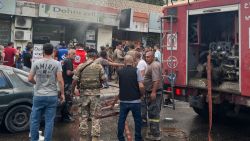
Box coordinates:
[29,130,44,141]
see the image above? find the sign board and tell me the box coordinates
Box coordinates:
[86,30,96,41]
[39,4,118,26]
[86,42,96,49]
[167,56,178,69]
[16,1,38,17]
[132,22,148,32]
[120,21,148,32]
[0,0,16,15]
[149,12,162,33]
[167,33,177,50]
[32,44,43,62]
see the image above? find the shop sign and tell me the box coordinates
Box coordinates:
[121,21,148,32]
[86,42,96,49]
[132,22,148,32]
[16,1,38,17]
[86,30,95,41]
[32,44,43,62]
[39,4,118,26]
[0,0,16,15]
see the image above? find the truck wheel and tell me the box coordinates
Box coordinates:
[4,105,31,133]
[192,107,208,118]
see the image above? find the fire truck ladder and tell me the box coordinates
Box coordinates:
[160,15,177,110]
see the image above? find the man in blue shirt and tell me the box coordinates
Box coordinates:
[57,42,68,62]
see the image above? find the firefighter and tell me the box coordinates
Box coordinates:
[143,51,162,141]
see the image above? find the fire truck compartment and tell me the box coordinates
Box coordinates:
[187,11,239,94]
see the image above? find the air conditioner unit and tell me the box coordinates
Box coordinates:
[15,30,31,40]
[15,16,32,28]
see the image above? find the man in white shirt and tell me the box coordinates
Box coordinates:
[154,45,161,63]
[136,52,147,78]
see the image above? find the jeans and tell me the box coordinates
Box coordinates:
[118,102,142,141]
[16,62,22,69]
[102,66,109,88]
[30,96,58,141]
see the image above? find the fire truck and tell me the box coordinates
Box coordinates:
[161,0,250,117]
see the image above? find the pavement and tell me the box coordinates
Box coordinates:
[2,83,250,141]
[67,82,189,141]
[0,83,190,141]
[98,83,189,141]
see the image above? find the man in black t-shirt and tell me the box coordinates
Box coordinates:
[117,55,145,141]
[61,49,76,122]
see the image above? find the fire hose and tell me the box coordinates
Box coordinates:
[207,52,213,141]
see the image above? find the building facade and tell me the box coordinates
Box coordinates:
[0,0,162,50]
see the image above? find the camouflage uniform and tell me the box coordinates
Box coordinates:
[73,59,105,137]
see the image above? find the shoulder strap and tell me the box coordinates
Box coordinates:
[79,61,94,75]
[77,61,94,88]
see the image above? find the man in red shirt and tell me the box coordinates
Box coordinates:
[3,42,18,67]
[73,43,87,69]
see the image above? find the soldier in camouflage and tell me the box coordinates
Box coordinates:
[72,49,105,141]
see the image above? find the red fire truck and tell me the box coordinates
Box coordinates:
[162,0,250,117]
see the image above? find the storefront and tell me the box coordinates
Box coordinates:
[13,0,161,50]
[32,18,99,46]
[35,3,118,50]
[114,10,151,47]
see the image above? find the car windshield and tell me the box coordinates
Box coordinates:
[13,68,33,86]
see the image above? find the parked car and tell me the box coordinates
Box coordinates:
[0,65,33,133]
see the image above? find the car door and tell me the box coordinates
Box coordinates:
[0,70,14,116]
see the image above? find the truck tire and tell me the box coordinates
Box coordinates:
[192,107,208,118]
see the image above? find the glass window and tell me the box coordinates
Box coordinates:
[0,71,9,89]
[5,70,24,88]
[13,68,32,86]
[33,23,65,44]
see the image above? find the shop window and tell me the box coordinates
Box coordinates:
[33,23,65,44]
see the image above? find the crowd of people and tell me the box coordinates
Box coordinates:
[0,40,164,141]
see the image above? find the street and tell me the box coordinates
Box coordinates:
[1,96,250,141]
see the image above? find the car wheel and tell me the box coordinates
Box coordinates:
[4,105,31,133]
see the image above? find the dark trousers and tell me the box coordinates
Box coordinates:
[141,92,162,137]
[118,102,142,141]
[61,83,73,119]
